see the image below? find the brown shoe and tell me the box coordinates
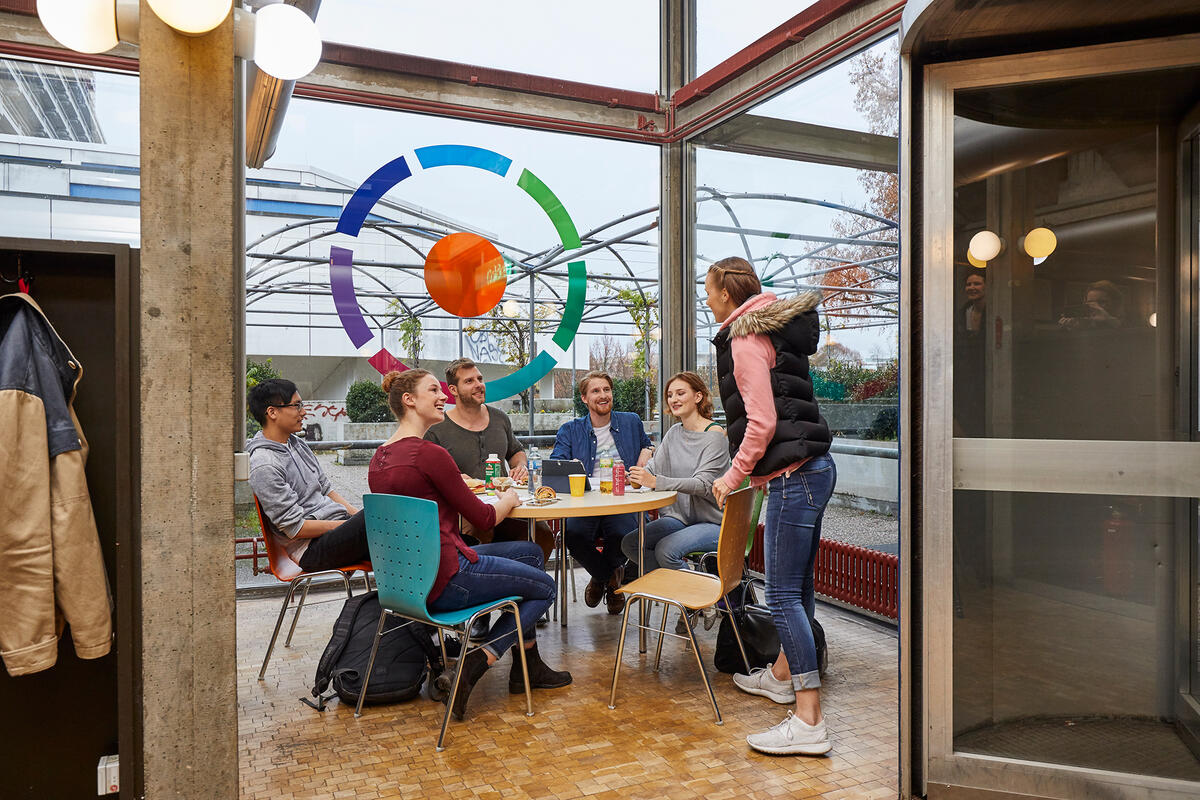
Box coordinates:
[606,564,625,592]
[606,586,626,615]
[584,575,605,608]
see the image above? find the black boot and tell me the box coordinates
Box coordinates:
[469,612,491,641]
[508,642,572,694]
[436,648,490,721]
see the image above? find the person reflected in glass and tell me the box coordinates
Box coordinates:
[954,270,986,438]
[705,256,836,757]
[620,371,730,632]
[367,369,570,722]
[1059,279,1125,329]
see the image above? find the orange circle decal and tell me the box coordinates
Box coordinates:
[423,232,507,317]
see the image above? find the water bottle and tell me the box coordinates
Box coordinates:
[528,446,542,494]
[599,450,614,494]
[612,455,625,496]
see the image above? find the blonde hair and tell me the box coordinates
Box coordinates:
[382,369,432,420]
[665,371,714,420]
[578,370,613,397]
[707,257,762,307]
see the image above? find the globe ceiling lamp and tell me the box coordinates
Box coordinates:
[502,299,522,319]
[968,230,1004,262]
[967,251,987,269]
[251,2,323,81]
[147,0,231,35]
[1022,226,1057,265]
[36,0,323,82]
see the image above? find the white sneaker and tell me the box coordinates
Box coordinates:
[747,712,831,755]
[732,667,794,704]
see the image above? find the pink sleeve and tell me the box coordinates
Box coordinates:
[721,334,777,488]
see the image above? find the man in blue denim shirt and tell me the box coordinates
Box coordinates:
[551,371,652,614]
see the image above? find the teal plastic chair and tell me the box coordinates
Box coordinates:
[360,493,533,750]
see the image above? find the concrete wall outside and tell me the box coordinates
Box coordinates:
[829,440,898,515]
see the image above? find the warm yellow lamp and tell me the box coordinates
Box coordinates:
[967,251,987,269]
[1023,226,1056,265]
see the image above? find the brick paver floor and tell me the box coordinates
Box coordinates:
[238,585,898,800]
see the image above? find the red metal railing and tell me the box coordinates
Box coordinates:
[746,524,899,620]
[235,536,267,575]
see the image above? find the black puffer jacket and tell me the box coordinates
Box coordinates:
[712,291,831,477]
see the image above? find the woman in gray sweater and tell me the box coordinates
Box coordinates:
[621,371,730,574]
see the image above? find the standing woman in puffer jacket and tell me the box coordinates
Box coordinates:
[706,256,836,756]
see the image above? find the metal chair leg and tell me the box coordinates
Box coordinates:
[437,613,485,751]
[653,601,671,672]
[509,600,533,718]
[723,590,752,674]
[259,578,303,679]
[283,577,313,647]
[681,608,722,724]
[608,595,635,709]
[354,609,390,717]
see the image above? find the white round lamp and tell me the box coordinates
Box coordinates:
[968,230,1003,262]
[502,299,522,319]
[147,0,231,35]
[37,0,118,54]
[253,3,322,81]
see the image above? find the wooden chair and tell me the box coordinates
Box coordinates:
[254,497,372,680]
[607,486,756,724]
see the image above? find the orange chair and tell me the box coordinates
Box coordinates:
[254,497,372,680]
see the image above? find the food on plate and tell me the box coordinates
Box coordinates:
[463,476,486,494]
[493,476,514,491]
[535,486,557,501]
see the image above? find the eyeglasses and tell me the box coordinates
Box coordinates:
[270,402,304,411]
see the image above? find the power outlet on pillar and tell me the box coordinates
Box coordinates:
[96,755,119,794]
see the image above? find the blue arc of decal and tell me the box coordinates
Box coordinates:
[336,156,412,236]
[415,145,512,176]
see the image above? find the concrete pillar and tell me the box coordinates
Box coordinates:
[137,3,238,797]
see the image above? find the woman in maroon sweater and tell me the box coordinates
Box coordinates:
[367,369,570,720]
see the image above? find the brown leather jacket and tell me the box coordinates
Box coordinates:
[0,292,112,675]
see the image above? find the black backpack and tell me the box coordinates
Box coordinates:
[714,601,827,677]
[304,590,444,711]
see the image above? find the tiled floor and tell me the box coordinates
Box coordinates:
[238,578,898,800]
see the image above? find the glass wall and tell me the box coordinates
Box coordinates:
[695,1,819,77]
[249,98,660,429]
[319,0,659,90]
[0,58,139,245]
[690,40,900,436]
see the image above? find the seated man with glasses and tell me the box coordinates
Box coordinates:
[246,378,370,571]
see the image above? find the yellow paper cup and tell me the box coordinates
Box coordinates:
[569,474,586,497]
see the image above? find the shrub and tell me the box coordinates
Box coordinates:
[867,406,899,440]
[850,359,899,402]
[345,379,391,423]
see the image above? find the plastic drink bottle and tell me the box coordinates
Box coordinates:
[485,453,502,489]
[599,452,614,494]
[528,446,541,494]
[612,456,625,496]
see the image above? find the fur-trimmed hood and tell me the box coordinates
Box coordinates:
[727,290,822,338]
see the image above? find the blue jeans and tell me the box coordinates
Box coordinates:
[564,512,638,581]
[764,453,836,691]
[620,516,721,571]
[427,541,555,659]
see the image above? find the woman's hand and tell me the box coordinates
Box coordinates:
[628,466,656,489]
[494,487,522,521]
[712,478,732,508]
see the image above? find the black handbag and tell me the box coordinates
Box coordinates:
[714,602,828,677]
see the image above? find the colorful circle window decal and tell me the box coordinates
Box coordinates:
[329,145,587,402]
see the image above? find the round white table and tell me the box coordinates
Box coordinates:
[509,488,676,650]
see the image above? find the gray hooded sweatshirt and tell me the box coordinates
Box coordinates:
[246,432,349,561]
